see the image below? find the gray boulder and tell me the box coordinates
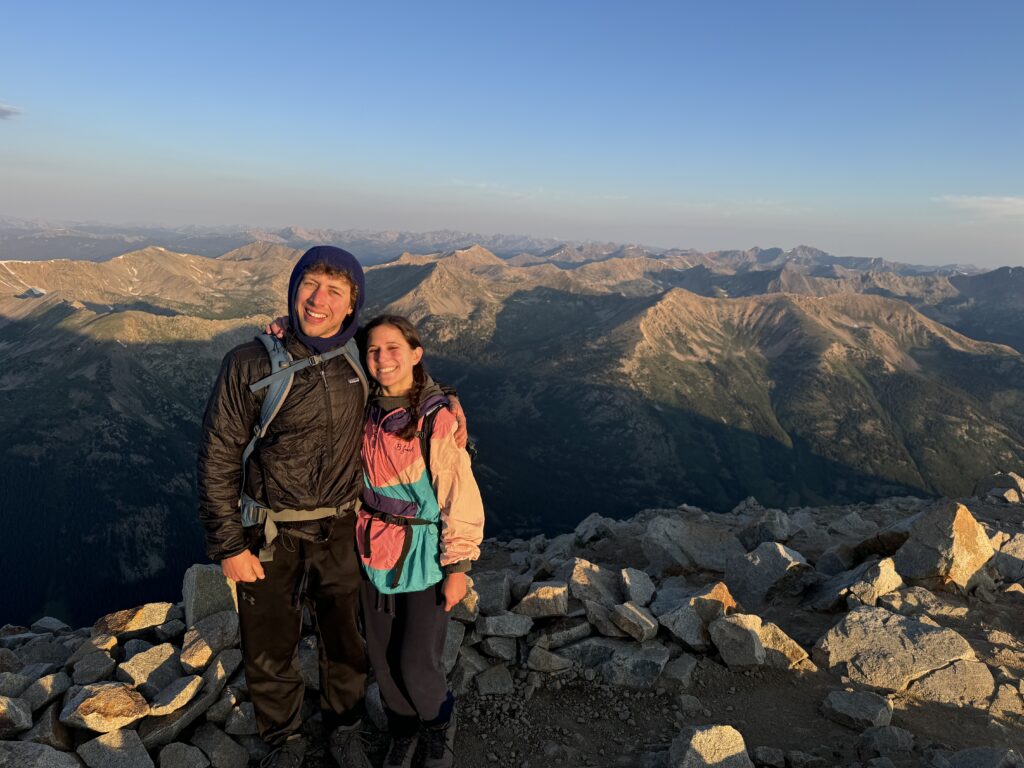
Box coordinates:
[812,606,974,691]
[893,501,994,592]
[0,648,23,675]
[179,611,239,675]
[21,671,71,712]
[758,622,808,670]
[478,637,516,661]
[190,722,248,768]
[583,600,628,638]
[155,620,186,643]
[66,634,117,670]
[846,558,903,607]
[442,620,465,675]
[658,582,739,652]
[621,568,656,606]
[599,642,671,689]
[72,651,116,686]
[661,654,698,688]
[858,725,914,759]
[92,603,175,640]
[475,612,533,638]
[0,672,31,698]
[574,513,617,545]
[29,618,70,635]
[708,615,765,669]
[906,659,995,707]
[138,649,241,749]
[60,682,149,732]
[472,571,512,616]
[527,646,572,673]
[828,511,878,540]
[558,637,633,669]
[512,581,568,618]
[182,564,237,629]
[738,509,791,551]
[17,701,74,751]
[725,542,810,608]
[148,674,204,717]
[611,602,659,642]
[974,471,1024,499]
[0,741,82,768]
[157,743,211,768]
[475,664,515,695]
[643,517,745,575]
[563,558,623,608]
[528,616,592,650]
[669,724,754,767]
[224,702,258,736]
[449,646,489,697]
[116,643,182,698]
[993,534,1024,583]
[0,694,33,737]
[78,728,155,768]
[821,690,893,729]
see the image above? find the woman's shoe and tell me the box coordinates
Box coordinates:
[383,732,419,768]
[422,709,457,768]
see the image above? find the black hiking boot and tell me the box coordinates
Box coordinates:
[382,732,418,768]
[259,735,306,768]
[328,719,373,768]
[422,709,457,768]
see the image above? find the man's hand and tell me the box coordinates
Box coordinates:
[264,316,289,339]
[442,572,468,611]
[221,551,266,583]
[449,396,468,450]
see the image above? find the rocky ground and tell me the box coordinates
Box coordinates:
[2,472,1024,767]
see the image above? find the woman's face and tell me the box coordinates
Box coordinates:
[366,323,423,396]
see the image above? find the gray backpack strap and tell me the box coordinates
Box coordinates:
[248,341,349,393]
[238,334,295,503]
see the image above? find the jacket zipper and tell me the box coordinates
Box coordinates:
[320,367,333,498]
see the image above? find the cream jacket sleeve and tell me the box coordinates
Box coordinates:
[429,407,484,570]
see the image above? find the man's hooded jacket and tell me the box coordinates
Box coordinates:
[197,246,368,561]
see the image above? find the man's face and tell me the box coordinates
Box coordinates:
[294,270,354,338]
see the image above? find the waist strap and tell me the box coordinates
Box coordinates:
[241,495,360,561]
[360,509,435,589]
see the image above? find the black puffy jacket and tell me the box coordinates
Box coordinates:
[196,332,368,561]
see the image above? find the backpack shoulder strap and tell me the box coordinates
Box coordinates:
[417,398,449,491]
[240,334,295,493]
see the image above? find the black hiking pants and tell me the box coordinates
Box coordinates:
[361,580,454,736]
[236,514,367,746]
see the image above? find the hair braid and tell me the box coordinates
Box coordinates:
[398,363,427,441]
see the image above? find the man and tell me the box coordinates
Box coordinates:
[197,245,375,768]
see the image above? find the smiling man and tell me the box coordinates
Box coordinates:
[197,246,374,768]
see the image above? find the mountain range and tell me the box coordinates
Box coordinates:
[1,237,1021,626]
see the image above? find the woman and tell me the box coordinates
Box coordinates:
[357,314,484,768]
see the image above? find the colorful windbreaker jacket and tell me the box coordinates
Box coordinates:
[357,384,484,594]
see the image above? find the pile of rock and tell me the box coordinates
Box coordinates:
[1,566,250,767]
[2,478,1024,767]
[974,471,1024,505]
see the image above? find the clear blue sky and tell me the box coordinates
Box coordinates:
[1,1,1021,265]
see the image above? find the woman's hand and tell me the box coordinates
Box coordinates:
[442,572,468,611]
[264,315,289,339]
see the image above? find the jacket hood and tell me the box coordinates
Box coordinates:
[288,245,366,352]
